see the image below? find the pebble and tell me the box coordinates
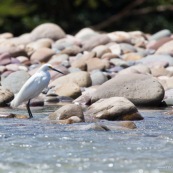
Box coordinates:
[2,23,173,126]
[90,70,108,86]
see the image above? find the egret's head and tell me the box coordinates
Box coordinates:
[40,64,64,74]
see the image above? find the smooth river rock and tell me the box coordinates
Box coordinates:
[138,54,173,66]
[0,87,14,106]
[49,71,92,88]
[156,40,173,55]
[91,73,165,106]
[30,48,56,63]
[48,104,85,123]
[1,71,30,94]
[31,23,66,41]
[86,97,143,121]
[55,82,82,99]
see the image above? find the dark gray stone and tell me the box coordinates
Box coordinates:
[1,71,30,94]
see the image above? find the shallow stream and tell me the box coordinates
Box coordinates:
[0,106,173,173]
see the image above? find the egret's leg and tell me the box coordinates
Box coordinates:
[26,99,33,118]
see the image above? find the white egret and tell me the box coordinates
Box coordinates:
[10,64,64,118]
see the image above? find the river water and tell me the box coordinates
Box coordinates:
[0,106,173,173]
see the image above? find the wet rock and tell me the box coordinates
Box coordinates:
[0,113,15,118]
[86,97,143,121]
[86,58,109,71]
[98,121,137,130]
[50,71,92,88]
[67,123,110,131]
[118,121,137,129]
[91,73,165,106]
[30,48,56,63]
[0,87,14,106]
[149,29,171,41]
[55,82,82,99]
[48,104,84,123]
[91,70,108,85]
[0,113,28,119]
[1,71,30,94]
[82,34,111,51]
[156,40,173,55]
[31,23,66,41]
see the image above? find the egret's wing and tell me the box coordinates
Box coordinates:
[12,72,50,106]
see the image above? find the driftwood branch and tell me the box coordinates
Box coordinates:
[131,5,173,15]
[91,0,146,30]
[91,1,173,30]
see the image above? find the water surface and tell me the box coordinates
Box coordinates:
[0,106,173,173]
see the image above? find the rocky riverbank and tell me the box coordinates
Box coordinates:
[0,23,172,130]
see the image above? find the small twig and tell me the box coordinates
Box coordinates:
[131,5,173,15]
[91,0,146,30]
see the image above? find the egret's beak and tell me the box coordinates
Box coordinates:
[50,67,64,75]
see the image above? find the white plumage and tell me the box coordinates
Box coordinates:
[10,64,64,118]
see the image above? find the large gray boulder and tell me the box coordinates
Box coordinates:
[91,73,164,106]
[1,71,30,94]
[86,97,143,121]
